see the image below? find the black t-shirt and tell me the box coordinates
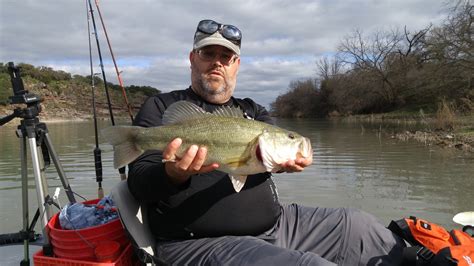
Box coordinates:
[127,87,282,239]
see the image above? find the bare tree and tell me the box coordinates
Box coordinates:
[396,25,432,66]
[316,55,343,81]
[428,0,473,70]
[273,0,473,116]
[337,28,403,105]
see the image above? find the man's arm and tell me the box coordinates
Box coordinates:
[127,150,184,202]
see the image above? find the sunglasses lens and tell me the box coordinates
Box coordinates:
[195,20,242,47]
[198,20,219,34]
[222,25,242,41]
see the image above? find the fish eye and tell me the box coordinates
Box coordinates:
[288,133,295,139]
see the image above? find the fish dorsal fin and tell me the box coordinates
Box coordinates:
[163,101,244,124]
[163,101,209,124]
[212,104,244,118]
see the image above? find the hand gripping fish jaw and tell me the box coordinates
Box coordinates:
[258,130,313,173]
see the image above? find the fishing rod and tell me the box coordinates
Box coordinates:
[94,0,135,123]
[87,0,115,125]
[87,0,127,184]
[86,0,104,198]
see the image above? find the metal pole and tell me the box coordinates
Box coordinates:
[19,130,29,265]
[43,132,76,203]
[28,136,51,228]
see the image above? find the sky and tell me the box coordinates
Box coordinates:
[0,0,449,109]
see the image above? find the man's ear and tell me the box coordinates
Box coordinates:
[189,51,195,69]
[236,57,241,74]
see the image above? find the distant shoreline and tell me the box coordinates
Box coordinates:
[338,114,474,153]
[2,110,472,153]
[0,107,131,127]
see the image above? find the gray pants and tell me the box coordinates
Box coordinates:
[155,204,406,265]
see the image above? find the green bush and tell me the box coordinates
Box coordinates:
[0,73,12,105]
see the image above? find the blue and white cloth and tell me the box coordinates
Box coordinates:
[59,196,119,230]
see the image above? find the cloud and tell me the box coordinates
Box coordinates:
[0,0,447,108]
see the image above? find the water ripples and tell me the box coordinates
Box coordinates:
[1,119,473,233]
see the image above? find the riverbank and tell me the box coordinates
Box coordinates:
[342,112,474,153]
[0,105,131,127]
[392,130,473,152]
[0,111,92,127]
[3,104,473,153]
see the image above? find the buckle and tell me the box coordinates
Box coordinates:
[417,246,435,262]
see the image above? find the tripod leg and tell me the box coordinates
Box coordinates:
[27,137,53,241]
[20,132,30,265]
[43,132,76,203]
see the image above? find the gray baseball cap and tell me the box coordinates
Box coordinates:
[193,30,241,55]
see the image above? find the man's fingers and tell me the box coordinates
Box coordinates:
[163,141,218,181]
[163,138,182,160]
[296,157,313,167]
[200,163,219,173]
[176,145,198,170]
[190,147,208,171]
[277,158,310,173]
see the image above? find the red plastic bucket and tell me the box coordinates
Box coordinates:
[47,199,129,261]
[95,240,121,262]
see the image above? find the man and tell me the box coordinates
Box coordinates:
[128,19,405,265]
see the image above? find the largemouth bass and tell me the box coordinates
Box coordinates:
[102,101,312,178]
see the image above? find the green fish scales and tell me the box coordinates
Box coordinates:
[102,101,312,176]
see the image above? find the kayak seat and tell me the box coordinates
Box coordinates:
[111,180,165,265]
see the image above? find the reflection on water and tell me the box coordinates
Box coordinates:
[0,120,118,233]
[274,119,473,229]
[1,119,473,234]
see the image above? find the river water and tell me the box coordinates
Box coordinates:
[0,118,473,235]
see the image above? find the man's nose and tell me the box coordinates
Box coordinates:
[211,56,225,66]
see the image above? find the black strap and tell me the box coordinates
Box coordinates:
[388,218,436,266]
[463,225,474,237]
[401,246,420,266]
[388,219,418,246]
[234,97,257,119]
[431,247,458,266]
[416,246,436,264]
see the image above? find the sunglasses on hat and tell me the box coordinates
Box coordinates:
[195,19,242,46]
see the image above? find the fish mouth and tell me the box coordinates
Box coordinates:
[256,144,263,162]
[300,137,313,158]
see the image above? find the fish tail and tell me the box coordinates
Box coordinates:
[101,126,143,169]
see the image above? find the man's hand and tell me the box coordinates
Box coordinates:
[163,138,219,185]
[277,156,313,173]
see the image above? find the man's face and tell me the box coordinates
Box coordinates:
[190,45,240,104]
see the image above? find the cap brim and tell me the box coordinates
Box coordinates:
[194,32,240,55]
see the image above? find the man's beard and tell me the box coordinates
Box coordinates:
[200,76,226,96]
[196,73,236,101]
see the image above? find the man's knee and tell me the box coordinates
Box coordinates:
[341,208,406,265]
[208,236,335,266]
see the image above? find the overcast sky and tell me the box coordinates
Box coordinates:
[0,0,449,108]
